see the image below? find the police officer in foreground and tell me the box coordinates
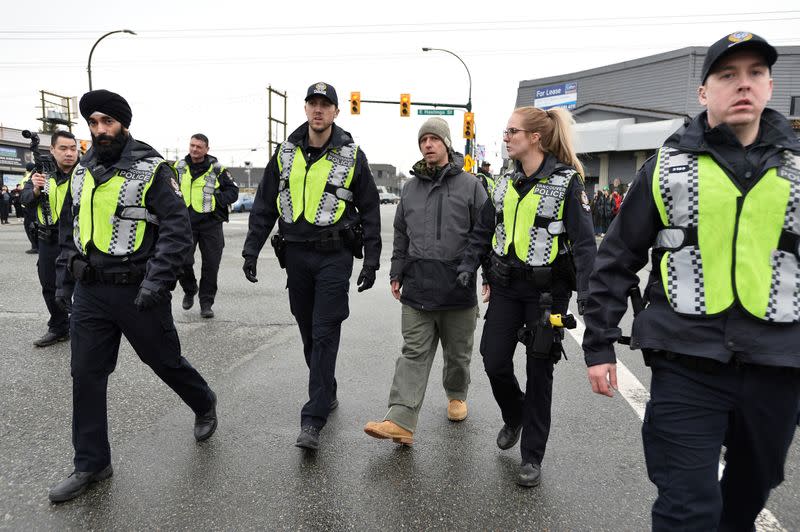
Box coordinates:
[583,33,800,530]
[21,131,77,347]
[174,133,239,318]
[243,82,381,450]
[457,106,596,487]
[49,90,218,503]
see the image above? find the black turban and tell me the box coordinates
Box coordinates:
[79,89,132,128]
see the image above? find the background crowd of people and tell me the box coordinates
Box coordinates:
[590,181,627,236]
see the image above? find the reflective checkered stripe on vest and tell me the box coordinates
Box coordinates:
[36,175,69,226]
[175,160,221,213]
[276,141,357,226]
[71,158,162,256]
[652,147,800,323]
[491,169,574,266]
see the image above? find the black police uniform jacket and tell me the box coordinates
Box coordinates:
[55,136,193,297]
[242,122,381,269]
[458,153,597,301]
[178,154,239,230]
[582,108,800,369]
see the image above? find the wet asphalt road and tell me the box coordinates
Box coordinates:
[0,208,797,531]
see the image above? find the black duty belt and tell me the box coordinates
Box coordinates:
[644,349,800,376]
[508,266,552,286]
[72,258,145,285]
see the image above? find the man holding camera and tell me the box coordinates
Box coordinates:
[21,130,78,347]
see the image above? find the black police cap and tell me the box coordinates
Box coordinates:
[701,31,778,84]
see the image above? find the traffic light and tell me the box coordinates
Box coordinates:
[463,112,475,139]
[400,93,411,117]
[350,91,361,115]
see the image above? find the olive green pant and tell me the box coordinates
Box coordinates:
[385,304,478,432]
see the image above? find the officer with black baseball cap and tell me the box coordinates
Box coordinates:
[583,32,800,530]
[243,81,381,450]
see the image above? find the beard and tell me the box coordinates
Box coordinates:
[92,130,128,166]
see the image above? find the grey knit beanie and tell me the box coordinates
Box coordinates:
[418,117,452,149]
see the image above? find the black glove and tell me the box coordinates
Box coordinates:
[243,256,258,283]
[356,265,376,293]
[55,292,73,314]
[134,286,164,312]
[456,271,474,288]
[577,298,586,316]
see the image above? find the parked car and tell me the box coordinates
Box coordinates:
[231,193,255,212]
[379,191,400,204]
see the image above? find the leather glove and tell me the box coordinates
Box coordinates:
[456,271,474,289]
[356,265,376,293]
[243,256,258,283]
[577,298,587,316]
[55,292,73,314]
[134,286,164,312]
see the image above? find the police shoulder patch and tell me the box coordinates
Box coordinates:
[580,190,591,212]
[170,177,182,197]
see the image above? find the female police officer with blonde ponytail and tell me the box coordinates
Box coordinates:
[457,106,596,486]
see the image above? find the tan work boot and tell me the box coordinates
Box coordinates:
[364,420,414,445]
[447,399,468,421]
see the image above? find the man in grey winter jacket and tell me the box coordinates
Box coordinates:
[364,117,487,445]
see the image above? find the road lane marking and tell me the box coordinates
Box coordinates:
[567,316,786,532]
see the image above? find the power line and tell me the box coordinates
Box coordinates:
[2,37,799,70]
[2,12,799,40]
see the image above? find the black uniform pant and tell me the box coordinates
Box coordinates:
[179,223,224,307]
[480,278,569,465]
[23,209,37,249]
[37,237,69,335]
[70,280,214,472]
[285,244,353,429]
[643,354,800,531]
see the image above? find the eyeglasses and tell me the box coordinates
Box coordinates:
[502,128,532,137]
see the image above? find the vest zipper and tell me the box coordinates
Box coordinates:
[730,195,744,306]
[88,179,97,250]
[508,196,522,257]
[436,194,443,240]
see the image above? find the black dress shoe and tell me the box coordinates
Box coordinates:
[496,424,522,450]
[295,425,320,450]
[25,248,38,254]
[33,331,69,348]
[182,292,195,310]
[194,391,217,442]
[200,305,214,318]
[517,462,541,487]
[48,464,113,503]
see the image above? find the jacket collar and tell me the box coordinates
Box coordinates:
[410,152,466,182]
[287,122,354,152]
[80,135,163,180]
[669,108,800,154]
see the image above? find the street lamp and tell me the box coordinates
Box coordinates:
[87,29,137,91]
[422,47,474,164]
[421,47,472,112]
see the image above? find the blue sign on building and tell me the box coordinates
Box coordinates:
[533,81,578,110]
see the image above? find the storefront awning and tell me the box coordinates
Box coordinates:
[574,118,685,153]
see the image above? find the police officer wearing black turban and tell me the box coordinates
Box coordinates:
[48,89,218,503]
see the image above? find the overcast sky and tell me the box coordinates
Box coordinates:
[2,1,799,180]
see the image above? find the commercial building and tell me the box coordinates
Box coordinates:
[515,42,800,194]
